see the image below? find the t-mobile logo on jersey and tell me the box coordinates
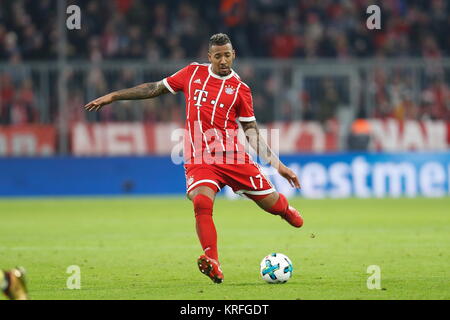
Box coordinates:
[193,89,209,107]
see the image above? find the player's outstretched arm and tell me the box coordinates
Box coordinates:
[84,80,170,111]
[241,120,301,189]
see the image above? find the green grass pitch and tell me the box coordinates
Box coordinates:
[0,197,449,300]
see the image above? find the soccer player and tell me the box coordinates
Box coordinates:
[1,267,28,300]
[84,33,303,284]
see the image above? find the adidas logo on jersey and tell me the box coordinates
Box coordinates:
[194,79,202,85]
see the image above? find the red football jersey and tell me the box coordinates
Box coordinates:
[163,63,255,164]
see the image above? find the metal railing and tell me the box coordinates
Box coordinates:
[1,58,449,153]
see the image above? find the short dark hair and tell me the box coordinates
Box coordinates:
[209,33,232,49]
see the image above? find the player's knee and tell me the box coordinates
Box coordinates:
[192,194,214,217]
[266,193,289,215]
[188,185,217,201]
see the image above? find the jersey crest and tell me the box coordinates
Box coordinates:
[225,85,235,95]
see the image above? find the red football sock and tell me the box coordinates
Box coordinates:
[193,194,218,261]
[247,192,289,216]
[266,193,289,216]
[247,193,303,227]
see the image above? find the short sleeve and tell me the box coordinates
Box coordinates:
[237,84,256,122]
[163,65,191,94]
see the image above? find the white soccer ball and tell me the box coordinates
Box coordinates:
[260,253,293,283]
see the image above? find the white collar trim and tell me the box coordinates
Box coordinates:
[208,64,235,80]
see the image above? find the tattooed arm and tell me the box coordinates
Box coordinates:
[240,120,301,189]
[84,80,170,111]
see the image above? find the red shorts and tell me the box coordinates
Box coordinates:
[184,162,276,196]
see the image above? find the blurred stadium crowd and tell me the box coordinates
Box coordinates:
[0,0,449,125]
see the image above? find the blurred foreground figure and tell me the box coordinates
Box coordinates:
[1,267,28,300]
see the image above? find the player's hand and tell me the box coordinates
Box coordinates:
[84,94,114,111]
[278,163,301,189]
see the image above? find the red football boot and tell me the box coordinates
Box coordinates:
[197,255,224,284]
[281,206,304,228]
